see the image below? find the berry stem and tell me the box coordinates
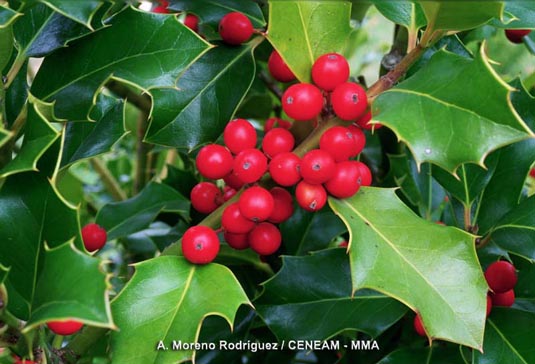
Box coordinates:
[90,158,127,201]
[52,334,64,349]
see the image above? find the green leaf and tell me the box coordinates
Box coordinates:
[96,182,190,240]
[0,25,13,72]
[371,0,426,31]
[511,78,535,132]
[5,60,28,128]
[0,4,21,27]
[267,1,353,83]
[377,345,464,364]
[329,187,488,349]
[0,101,60,178]
[373,48,531,174]
[111,256,250,364]
[145,43,258,149]
[0,127,11,149]
[490,1,535,29]
[123,221,184,254]
[256,249,407,340]
[473,308,535,364]
[31,7,210,121]
[418,1,504,31]
[39,0,103,27]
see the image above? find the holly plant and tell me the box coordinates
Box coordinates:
[1,0,535,363]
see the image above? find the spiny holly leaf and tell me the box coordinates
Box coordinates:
[0,100,60,178]
[31,7,210,121]
[111,256,250,364]
[38,0,103,27]
[473,308,535,364]
[373,47,531,174]
[96,182,190,240]
[329,187,488,349]
[511,78,535,132]
[267,1,352,83]
[371,0,426,31]
[376,345,464,364]
[145,42,259,149]
[417,1,504,31]
[256,249,407,341]
[491,1,535,29]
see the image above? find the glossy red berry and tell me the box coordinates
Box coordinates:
[282,83,323,121]
[320,126,359,162]
[268,50,296,83]
[233,148,268,183]
[355,110,382,130]
[484,261,517,293]
[224,231,249,250]
[486,295,492,317]
[354,161,372,186]
[190,182,221,214]
[223,171,245,190]
[219,12,253,45]
[196,144,233,180]
[268,187,294,224]
[331,82,368,121]
[47,320,84,335]
[269,152,301,186]
[184,14,199,32]
[491,289,515,307]
[239,186,275,222]
[300,149,336,184]
[262,128,295,158]
[529,168,535,178]
[413,314,426,337]
[182,226,220,264]
[223,118,257,154]
[324,161,362,198]
[222,185,237,202]
[311,53,350,91]
[295,181,327,212]
[248,222,282,255]
[505,29,531,44]
[222,203,255,234]
[152,0,169,13]
[81,223,107,252]
[264,117,291,132]
[347,124,366,155]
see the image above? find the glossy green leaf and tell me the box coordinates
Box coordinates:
[145,43,257,149]
[5,60,28,128]
[96,182,190,240]
[511,78,535,132]
[0,4,21,27]
[418,1,504,31]
[377,345,464,364]
[371,0,426,31]
[373,48,531,174]
[111,256,250,364]
[329,187,488,349]
[256,249,407,340]
[0,25,13,72]
[39,0,103,27]
[267,1,353,83]
[490,1,535,29]
[31,7,210,121]
[123,221,184,254]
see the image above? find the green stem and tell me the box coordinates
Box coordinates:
[62,327,107,363]
[89,158,127,201]
[4,52,26,90]
[133,110,152,194]
[0,310,22,329]
[52,334,64,349]
[463,203,472,232]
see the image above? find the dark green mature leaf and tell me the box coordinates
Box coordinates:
[256,249,407,340]
[31,7,210,121]
[373,48,531,174]
[371,0,426,31]
[490,1,535,29]
[0,25,13,72]
[511,78,535,132]
[96,182,190,240]
[473,308,535,364]
[418,1,503,31]
[111,256,250,364]
[145,43,258,149]
[0,4,21,27]
[330,188,488,349]
[39,0,103,27]
[5,60,27,127]
[377,345,464,364]
[267,1,353,83]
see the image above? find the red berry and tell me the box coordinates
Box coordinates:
[324,161,362,198]
[320,126,359,162]
[268,187,294,224]
[311,53,350,91]
[355,110,382,130]
[354,161,372,186]
[184,14,199,32]
[239,186,274,222]
[295,181,327,212]
[484,261,517,293]
[182,226,220,264]
[505,29,531,44]
[196,144,233,180]
[224,118,257,154]
[262,128,295,158]
[331,82,368,121]
[529,168,535,178]
[47,320,83,335]
[223,171,245,190]
[300,149,336,184]
[248,222,281,255]
[222,185,237,202]
[269,152,301,186]
[81,223,107,252]
[491,289,515,307]
[264,117,291,132]
[486,295,492,317]
[268,50,296,83]
[224,231,249,250]
[190,182,221,214]
[153,0,169,13]
[219,12,253,45]
[339,240,348,248]
[233,148,268,183]
[413,314,426,337]
[282,83,324,121]
[347,124,366,156]
[222,203,255,234]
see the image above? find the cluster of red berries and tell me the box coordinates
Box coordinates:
[505,29,532,44]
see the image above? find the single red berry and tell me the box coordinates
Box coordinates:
[268,187,294,224]
[311,53,350,91]
[324,161,362,198]
[223,171,245,190]
[222,203,255,234]
[355,110,382,130]
[347,124,366,156]
[262,128,295,158]
[264,117,291,132]
[282,83,324,121]
[505,29,531,44]
[223,118,257,154]
[81,223,107,252]
[233,148,268,183]
[248,222,282,255]
[529,168,535,178]
[219,12,253,45]
[222,185,237,202]
[331,82,368,121]
[320,126,358,162]
[239,186,275,222]
[224,231,249,250]
[190,182,221,214]
[300,149,336,184]
[491,289,515,307]
[295,181,327,212]
[184,14,199,32]
[484,261,517,293]
[413,314,426,337]
[486,294,492,317]
[339,240,348,248]
[152,0,169,13]
[182,226,220,264]
[12,355,37,364]
[269,152,301,186]
[195,144,233,180]
[47,320,84,335]
[268,50,296,83]
[354,161,372,186]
